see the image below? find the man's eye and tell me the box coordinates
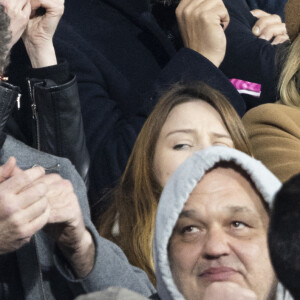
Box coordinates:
[231,221,247,229]
[182,226,199,234]
[173,144,191,150]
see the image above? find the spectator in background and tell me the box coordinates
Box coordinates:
[8,0,288,209]
[243,0,300,183]
[98,82,253,285]
[268,172,300,300]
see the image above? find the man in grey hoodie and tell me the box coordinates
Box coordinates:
[76,147,292,300]
[154,147,292,300]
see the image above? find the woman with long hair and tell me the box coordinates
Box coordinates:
[98,81,252,285]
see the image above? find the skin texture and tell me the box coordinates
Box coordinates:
[153,101,234,186]
[154,0,288,55]
[0,156,95,278]
[0,157,50,254]
[251,9,289,45]
[0,0,31,54]
[0,0,64,68]
[168,167,277,300]
[176,0,229,67]
[23,0,64,67]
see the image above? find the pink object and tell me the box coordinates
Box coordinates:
[230,79,261,98]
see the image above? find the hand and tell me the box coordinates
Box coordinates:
[203,282,257,300]
[251,9,289,45]
[0,160,49,255]
[176,0,229,67]
[0,0,31,53]
[36,173,95,278]
[22,0,65,68]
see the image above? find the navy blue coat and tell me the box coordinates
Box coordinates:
[245,0,287,19]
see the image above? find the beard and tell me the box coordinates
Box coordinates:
[151,0,180,6]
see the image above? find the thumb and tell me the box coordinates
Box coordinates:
[0,157,18,182]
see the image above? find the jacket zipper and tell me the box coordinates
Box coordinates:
[28,80,41,150]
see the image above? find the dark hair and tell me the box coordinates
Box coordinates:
[268,173,300,299]
[0,4,11,73]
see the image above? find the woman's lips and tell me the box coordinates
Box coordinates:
[200,267,238,281]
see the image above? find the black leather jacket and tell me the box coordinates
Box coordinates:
[1,76,90,184]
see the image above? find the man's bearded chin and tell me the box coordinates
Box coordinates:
[151,0,180,6]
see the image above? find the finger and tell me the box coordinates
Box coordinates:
[21,0,30,11]
[17,204,50,240]
[16,182,48,209]
[12,194,48,224]
[48,192,78,223]
[33,173,64,187]
[0,157,17,182]
[46,179,74,208]
[250,9,270,19]
[0,166,45,194]
[259,23,288,41]
[23,0,31,17]
[252,14,282,36]
[272,34,290,45]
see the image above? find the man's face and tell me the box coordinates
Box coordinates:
[168,167,277,300]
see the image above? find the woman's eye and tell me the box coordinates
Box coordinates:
[173,144,191,150]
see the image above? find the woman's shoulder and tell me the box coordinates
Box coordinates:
[243,103,300,127]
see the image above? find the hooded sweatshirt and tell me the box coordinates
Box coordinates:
[154,146,293,300]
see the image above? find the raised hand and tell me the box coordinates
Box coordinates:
[176,0,229,67]
[22,0,65,68]
[251,9,289,45]
[0,0,31,54]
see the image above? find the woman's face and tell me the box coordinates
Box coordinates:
[153,100,234,186]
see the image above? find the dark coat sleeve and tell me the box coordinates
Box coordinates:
[221,0,280,106]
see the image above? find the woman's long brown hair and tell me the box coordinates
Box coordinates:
[98,82,252,285]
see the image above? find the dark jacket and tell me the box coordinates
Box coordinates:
[52,0,248,215]
[245,0,287,19]
[9,0,279,217]
[6,59,90,184]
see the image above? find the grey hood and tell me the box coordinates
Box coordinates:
[153,146,292,300]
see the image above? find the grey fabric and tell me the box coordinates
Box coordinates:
[153,146,293,300]
[0,135,155,299]
[75,287,148,300]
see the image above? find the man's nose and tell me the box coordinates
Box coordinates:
[202,227,231,259]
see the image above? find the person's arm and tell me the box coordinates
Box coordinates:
[39,158,156,296]
[220,0,283,103]
[10,0,90,183]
